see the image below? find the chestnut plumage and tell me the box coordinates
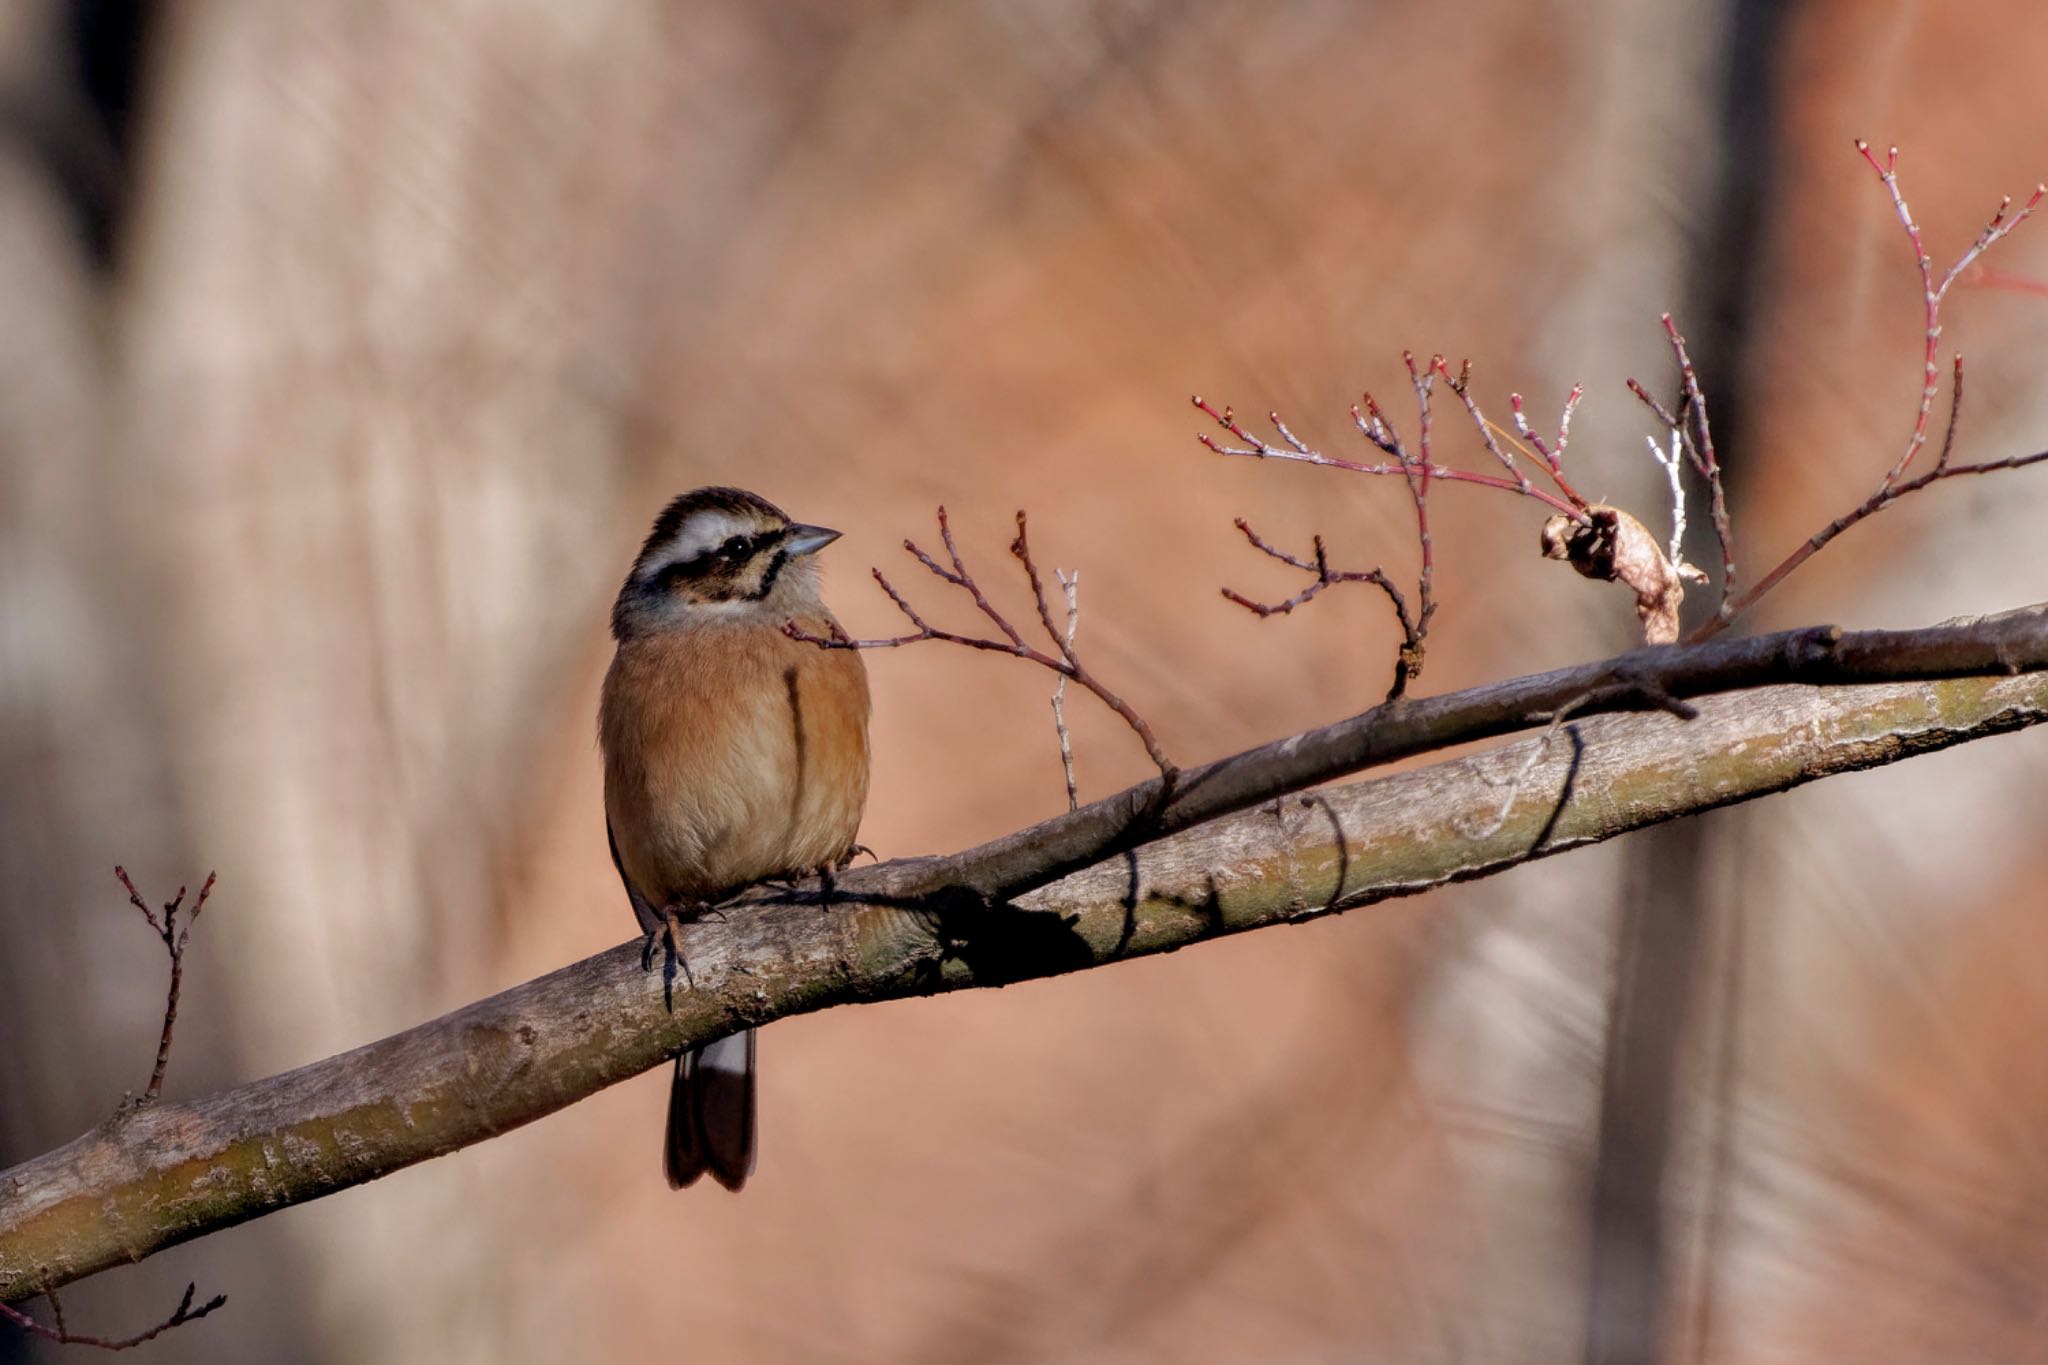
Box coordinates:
[600,486,871,1190]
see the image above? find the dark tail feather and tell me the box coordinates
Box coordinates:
[664,1029,756,1191]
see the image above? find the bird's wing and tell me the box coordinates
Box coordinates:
[607,816,665,937]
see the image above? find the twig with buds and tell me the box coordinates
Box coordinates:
[786,508,1177,793]
[1201,352,1595,678]
[1862,140,2043,485]
[1,1284,225,1353]
[1194,357,1590,520]
[0,871,229,1347]
[1654,144,2048,642]
[113,866,215,1102]
[1206,145,2048,651]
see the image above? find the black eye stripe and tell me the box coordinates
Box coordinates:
[745,549,789,601]
[639,520,800,598]
[653,553,712,585]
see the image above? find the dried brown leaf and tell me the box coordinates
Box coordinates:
[1542,504,1686,645]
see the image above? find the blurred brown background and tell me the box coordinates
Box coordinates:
[5,2,2048,1361]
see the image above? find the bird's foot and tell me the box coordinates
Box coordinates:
[640,902,696,986]
[646,903,700,1012]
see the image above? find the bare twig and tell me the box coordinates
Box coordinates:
[1222,521,1414,626]
[1934,352,1965,474]
[1051,569,1080,811]
[1,872,238,1348]
[1193,389,1588,519]
[1670,145,2048,641]
[1627,314,1737,624]
[113,867,216,1102]
[1397,354,1441,667]
[1665,315,1735,616]
[1204,144,2044,653]
[1721,437,2048,628]
[1,1280,224,1351]
[1435,356,1595,513]
[787,508,1176,789]
[1222,520,1421,701]
[1643,427,1707,584]
[1444,359,1539,495]
[1206,355,1591,692]
[1505,381,1589,504]
[1859,140,2044,488]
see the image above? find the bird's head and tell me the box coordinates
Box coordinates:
[611,487,842,639]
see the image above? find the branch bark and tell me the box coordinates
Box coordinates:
[5,607,2048,1302]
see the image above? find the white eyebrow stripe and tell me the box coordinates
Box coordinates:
[642,511,750,578]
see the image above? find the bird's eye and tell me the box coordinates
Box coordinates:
[719,535,750,558]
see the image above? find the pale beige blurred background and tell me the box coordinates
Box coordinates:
[5,3,2048,1362]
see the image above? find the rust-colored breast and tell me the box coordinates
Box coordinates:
[600,615,870,907]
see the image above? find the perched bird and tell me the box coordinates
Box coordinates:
[600,487,871,1190]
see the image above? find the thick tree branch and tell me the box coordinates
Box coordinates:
[5,607,2048,1304]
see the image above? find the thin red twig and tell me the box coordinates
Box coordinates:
[786,509,1177,789]
[1443,358,1538,496]
[1199,358,1594,691]
[1222,520,1421,701]
[1679,145,2048,641]
[1934,352,1964,474]
[1505,381,1590,507]
[1399,355,1440,664]
[1958,263,2048,297]
[1856,139,2045,489]
[1193,393,1586,519]
[1720,434,2048,625]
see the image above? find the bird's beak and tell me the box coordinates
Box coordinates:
[782,524,842,557]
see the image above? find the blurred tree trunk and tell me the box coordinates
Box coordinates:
[1585,2,1795,1359]
[0,4,319,1360]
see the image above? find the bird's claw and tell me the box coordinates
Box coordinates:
[639,905,690,974]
